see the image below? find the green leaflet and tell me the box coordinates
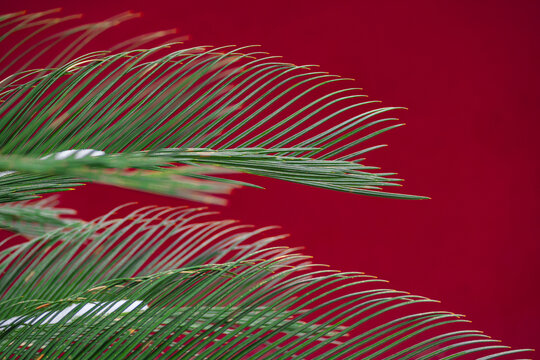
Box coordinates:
[0,196,76,237]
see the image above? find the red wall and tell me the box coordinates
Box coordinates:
[4,0,539,352]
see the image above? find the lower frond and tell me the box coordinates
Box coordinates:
[0,205,531,359]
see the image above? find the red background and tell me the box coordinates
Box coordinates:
[4,0,539,353]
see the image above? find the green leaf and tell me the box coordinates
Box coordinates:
[0,10,527,360]
[0,10,427,204]
[0,206,532,359]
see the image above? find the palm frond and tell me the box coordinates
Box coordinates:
[0,9,528,359]
[0,206,532,359]
[0,10,426,204]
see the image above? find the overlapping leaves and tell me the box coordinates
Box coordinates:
[0,9,531,360]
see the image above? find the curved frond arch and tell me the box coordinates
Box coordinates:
[0,205,531,359]
[0,10,425,204]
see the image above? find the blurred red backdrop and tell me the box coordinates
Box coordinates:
[3,0,539,353]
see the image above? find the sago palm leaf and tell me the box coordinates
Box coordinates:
[0,205,531,359]
[0,9,531,359]
[0,10,424,204]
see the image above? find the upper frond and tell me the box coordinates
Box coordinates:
[0,10,426,204]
